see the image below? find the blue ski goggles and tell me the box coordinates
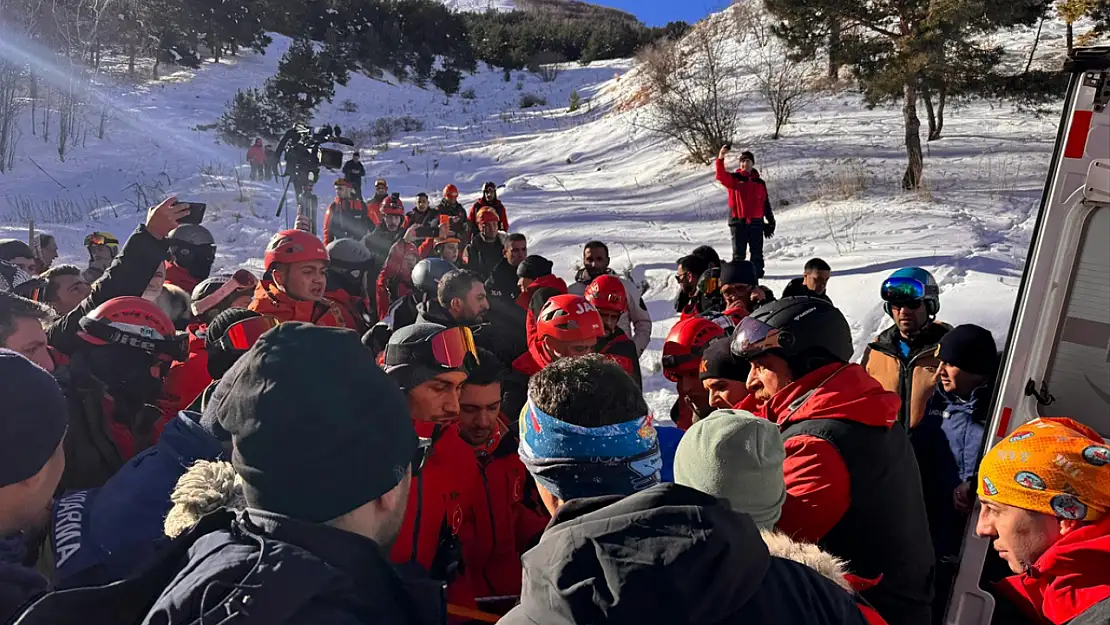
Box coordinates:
[881,276,931,304]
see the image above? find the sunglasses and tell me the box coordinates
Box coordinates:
[215,315,281,353]
[889,299,924,310]
[732,315,791,360]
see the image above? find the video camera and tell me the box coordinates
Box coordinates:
[275,123,354,185]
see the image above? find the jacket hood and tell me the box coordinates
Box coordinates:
[764,363,900,430]
[510,483,769,625]
[998,515,1110,625]
[416,299,458,327]
[933,383,992,421]
[761,529,852,592]
[734,166,761,179]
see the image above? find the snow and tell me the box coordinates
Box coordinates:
[0,12,1085,420]
[437,0,516,12]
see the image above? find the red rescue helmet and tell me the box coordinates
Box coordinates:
[334,178,353,190]
[475,207,500,225]
[382,196,406,216]
[662,316,726,382]
[443,184,459,200]
[77,296,187,361]
[537,294,604,343]
[264,229,328,273]
[584,275,627,314]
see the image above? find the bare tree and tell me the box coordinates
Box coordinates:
[528,51,564,83]
[0,60,25,173]
[632,18,741,164]
[734,3,822,139]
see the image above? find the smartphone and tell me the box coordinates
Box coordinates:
[439,214,450,226]
[391,192,401,200]
[176,202,207,225]
[724,142,732,150]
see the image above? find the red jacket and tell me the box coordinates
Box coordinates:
[596,329,641,388]
[469,199,509,231]
[468,421,550,611]
[750,363,901,544]
[715,159,769,222]
[323,197,375,244]
[325,288,370,333]
[248,281,347,327]
[994,515,1110,625]
[516,274,568,342]
[163,261,200,295]
[246,144,265,165]
[375,241,419,321]
[159,324,211,419]
[390,421,484,609]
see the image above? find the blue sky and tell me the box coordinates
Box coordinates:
[593,0,725,26]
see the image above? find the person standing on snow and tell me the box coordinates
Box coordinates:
[381,323,486,611]
[364,178,389,229]
[0,351,67,623]
[405,192,438,230]
[568,241,651,355]
[973,418,1110,625]
[583,274,641,388]
[455,351,549,616]
[784,258,833,303]
[674,253,711,317]
[246,139,265,180]
[249,229,347,327]
[163,224,216,295]
[714,145,775,276]
[468,182,509,232]
[263,144,279,182]
[486,233,527,305]
[375,241,421,324]
[323,178,375,245]
[462,209,507,280]
[732,297,935,625]
[505,355,872,625]
[341,150,367,198]
[437,185,472,245]
[862,267,949,429]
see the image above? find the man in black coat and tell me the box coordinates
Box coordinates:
[341,151,367,198]
[782,257,833,303]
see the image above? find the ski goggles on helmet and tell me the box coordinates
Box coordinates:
[880,276,936,305]
[83,233,118,248]
[731,315,790,360]
[215,315,281,353]
[384,326,480,372]
[77,317,190,361]
[192,270,259,316]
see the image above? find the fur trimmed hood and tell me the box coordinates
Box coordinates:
[761,529,853,593]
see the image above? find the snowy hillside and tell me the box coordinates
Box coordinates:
[0,9,1081,419]
[439,0,516,12]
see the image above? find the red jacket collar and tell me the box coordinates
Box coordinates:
[512,341,551,376]
[515,274,568,309]
[996,516,1110,625]
[759,363,900,430]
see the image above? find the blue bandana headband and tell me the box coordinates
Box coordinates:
[518,399,661,501]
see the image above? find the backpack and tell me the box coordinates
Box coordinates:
[10,509,343,625]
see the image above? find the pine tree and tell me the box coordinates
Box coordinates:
[264,38,338,123]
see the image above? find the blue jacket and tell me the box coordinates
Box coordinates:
[930,384,990,482]
[656,425,683,483]
[51,412,224,587]
[0,534,48,623]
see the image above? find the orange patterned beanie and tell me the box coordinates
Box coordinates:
[978,417,1110,521]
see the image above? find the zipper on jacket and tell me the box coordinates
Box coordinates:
[479,463,497,594]
[410,424,444,563]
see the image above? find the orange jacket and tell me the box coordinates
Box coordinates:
[247,280,347,327]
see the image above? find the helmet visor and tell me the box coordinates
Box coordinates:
[881,276,926,304]
[430,326,480,370]
[731,315,785,360]
[218,315,280,352]
[84,233,114,247]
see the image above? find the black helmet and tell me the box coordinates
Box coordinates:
[411,258,454,298]
[327,238,374,274]
[731,296,853,371]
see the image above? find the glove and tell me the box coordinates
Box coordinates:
[763,219,776,238]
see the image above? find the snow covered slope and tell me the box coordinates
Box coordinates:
[0,11,1079,418]
[439,0,516,12]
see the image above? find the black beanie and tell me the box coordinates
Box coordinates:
[383,323,460,391]
[517,255,553,280]
[937,324,998,376]
[208,322,416,523]
[0,349,68,487]
[720,261,758,287]
[740,151,756,164]
[0,239,34,262]
[205,308,262,379]
[699,338,751,382]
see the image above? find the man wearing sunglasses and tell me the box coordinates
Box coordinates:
[164,224,216,295]
[862,267,950,429]
[383,323,486,610]
[732,297,935,625]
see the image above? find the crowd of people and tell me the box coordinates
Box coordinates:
[0,151,1107,625]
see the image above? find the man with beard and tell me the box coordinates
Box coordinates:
[163,224,216,295]
[486,233,526,304]
[462,209,507,280]
[323,178,375,245]
[662,316,727,430]
[365,178,390,229]
[718,260,759,322]
[468,182,509,232]
[568,241,650,354]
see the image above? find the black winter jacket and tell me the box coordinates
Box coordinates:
[502,484,871,625]
[416,300,526,371]
[782,277,832,304]
[47,225,167,357]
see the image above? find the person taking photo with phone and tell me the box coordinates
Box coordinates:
[714,144,775,278]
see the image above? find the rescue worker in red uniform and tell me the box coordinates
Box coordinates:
[322,178,375,244]
[248,229,347,327]
[584,274,641,388]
